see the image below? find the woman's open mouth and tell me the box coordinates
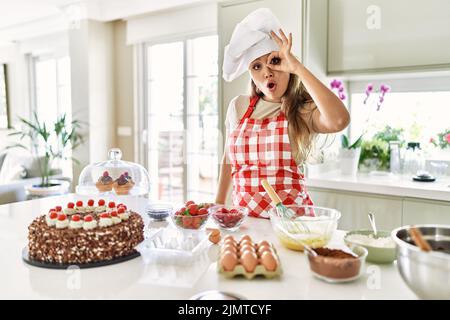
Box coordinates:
[266,81,277,92]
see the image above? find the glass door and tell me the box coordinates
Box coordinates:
[145,35,219,204]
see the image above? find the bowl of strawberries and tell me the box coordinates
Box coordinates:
[209,205,248,232]
[171,201,213,231]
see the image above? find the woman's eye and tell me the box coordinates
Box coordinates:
[270,57,281,65]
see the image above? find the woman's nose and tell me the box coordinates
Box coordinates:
[263,65,273,78]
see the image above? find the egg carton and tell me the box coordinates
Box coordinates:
[217,263,282,279]
[217,247,283,279]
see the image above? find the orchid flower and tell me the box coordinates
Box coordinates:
[363,83,373,104]
[377,84,390,111]
[330,79,342,89]
[329,79,391,149]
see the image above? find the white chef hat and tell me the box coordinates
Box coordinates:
[222,8,283,82]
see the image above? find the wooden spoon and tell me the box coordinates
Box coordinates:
[409,227,432,252]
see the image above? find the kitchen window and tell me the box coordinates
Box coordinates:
[32,56,72,127]
[31,55,73,177]
[0,64,9,129]
[144,35,219,204]
[348,78,450,159]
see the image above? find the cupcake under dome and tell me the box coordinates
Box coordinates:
[76,148,150,196]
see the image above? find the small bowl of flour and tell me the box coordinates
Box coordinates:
[344,230,396,264]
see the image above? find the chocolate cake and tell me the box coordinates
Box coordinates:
[27,200,144,265]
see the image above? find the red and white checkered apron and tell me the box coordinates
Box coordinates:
[228,96,314,218]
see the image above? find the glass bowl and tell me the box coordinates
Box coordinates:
[209,205,248,231]
[305,245,368,283]
[269,205,341,251]
[170,205,210,231]
[146,202,173,221]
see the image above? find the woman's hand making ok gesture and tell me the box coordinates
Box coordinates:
[267,29,302,75]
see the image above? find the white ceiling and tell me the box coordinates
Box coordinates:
[0,0,80,29]
[0,0,213,30]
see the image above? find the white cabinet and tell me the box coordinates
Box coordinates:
[328,0,450,74]
[403,199,450,225]
[309,187,450,231]
[308,188,402,231]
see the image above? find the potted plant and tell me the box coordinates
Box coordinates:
[338,134,363,175]
[430,129,450,151]
[330,80,390,175]
[359,126,405,172]
[6,112,84,197]
[427,129,450,170]
[359,138,390,172]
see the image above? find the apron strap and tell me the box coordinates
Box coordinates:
[239,96,260,124]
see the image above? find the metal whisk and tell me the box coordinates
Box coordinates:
[262,179,310,234]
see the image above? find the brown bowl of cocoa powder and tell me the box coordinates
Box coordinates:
[305,245,368,283]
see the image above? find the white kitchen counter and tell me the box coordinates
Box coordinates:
[0,195,416,300]
[307,170,450,202]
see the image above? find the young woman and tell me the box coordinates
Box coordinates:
[216,9,350,218]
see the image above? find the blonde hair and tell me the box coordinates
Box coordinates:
[250,73,317,163]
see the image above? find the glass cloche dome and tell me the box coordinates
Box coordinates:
[76,148,150,196]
